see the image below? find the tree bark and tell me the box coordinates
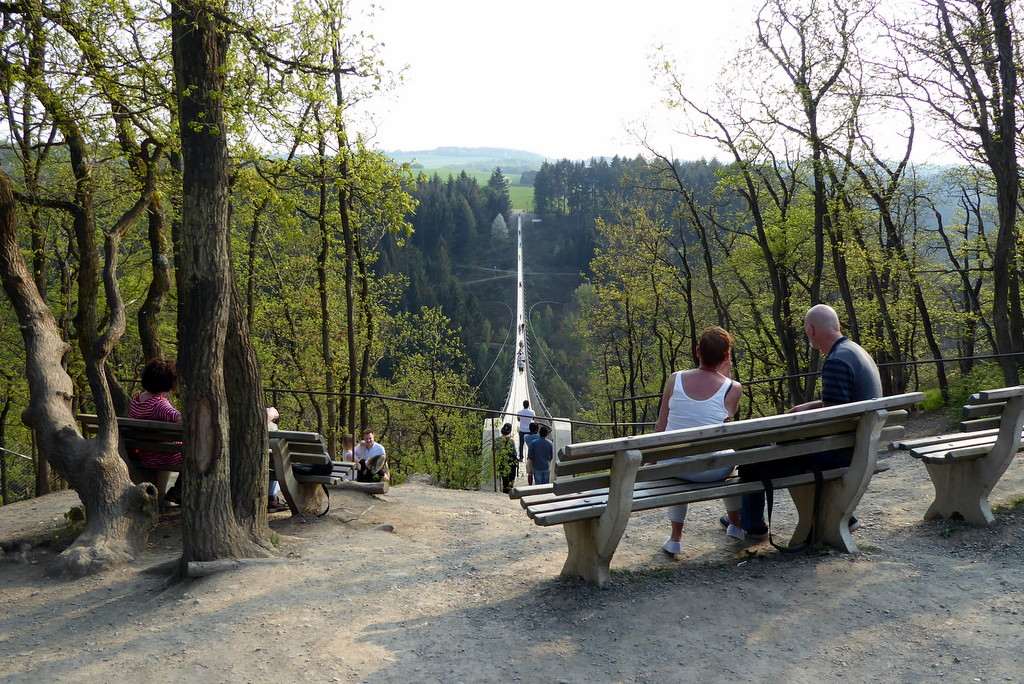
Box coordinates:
[0,172,158,573]
[171,0,260,563]
[225,282,269,538]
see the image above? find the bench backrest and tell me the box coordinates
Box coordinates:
[960,386,1024,432]
[553,393,922,496]
[77,415,330,464]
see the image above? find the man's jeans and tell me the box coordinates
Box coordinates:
[740,448,853,531]
[533,469,550,485]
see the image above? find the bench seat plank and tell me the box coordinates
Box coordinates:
[534,464,892,526]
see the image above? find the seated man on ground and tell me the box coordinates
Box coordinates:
[354,429,388,483]
[527,424,554,485]
[738,304,882,540]
[127,359,183,505]
[654,326,744,556]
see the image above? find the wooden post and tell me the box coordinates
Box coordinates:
[560,449,641,587]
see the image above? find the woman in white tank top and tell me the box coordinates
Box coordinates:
[653,327,744,557]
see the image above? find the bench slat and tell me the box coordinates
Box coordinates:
[959,417,1002,432]
[293,475,340,485]
[552,426,903,497]
[973,386,1024,402]
[962,402,1005,419]
[906,433,1000,457]
[533,464,892,526]
[920,445,991,464]
[521,478,686,510]
[553,419,861,477]
[561,394,921,461]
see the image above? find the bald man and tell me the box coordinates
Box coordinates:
[738,304,882,540]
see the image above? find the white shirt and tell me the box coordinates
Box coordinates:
[517,408,535,433]
[354,442,386,462]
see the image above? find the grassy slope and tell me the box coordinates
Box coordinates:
[416,166,535,212]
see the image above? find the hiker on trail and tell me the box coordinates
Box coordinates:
[354,429,388,483]
[266,407,288,512]
[738,304,881,540]
[517,400,536,458]
[127,359,183,506]
[527,424,554,485]
[654,326,744,557]
[524,422,541,485]
[498,423,519,493]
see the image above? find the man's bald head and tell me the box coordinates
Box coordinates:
[804,304,843,353]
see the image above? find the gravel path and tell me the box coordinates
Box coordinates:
[1,412,1023,683]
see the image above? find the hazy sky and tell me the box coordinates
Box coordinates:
[360,0,955,163]
[364,0,759,160]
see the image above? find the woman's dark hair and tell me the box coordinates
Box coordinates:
[141,359,177,393]
[500,423,512,436]
[697,326,734,368]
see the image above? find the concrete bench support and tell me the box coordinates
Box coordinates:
[561,449,641,587]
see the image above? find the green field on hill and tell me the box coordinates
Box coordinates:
[415,166,534,212]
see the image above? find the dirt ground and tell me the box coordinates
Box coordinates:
[1,412,1023,683]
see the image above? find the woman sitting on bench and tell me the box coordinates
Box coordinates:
[654,326,745,557]
[127,359,183,505]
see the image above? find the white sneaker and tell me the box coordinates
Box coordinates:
[662,539,682,556]
[726,524,746,541]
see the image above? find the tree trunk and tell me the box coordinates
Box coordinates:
[225,282,269,539]
[331,45,359,434]
[0,172,158,573]
[171,0,259,563]
[138,199,172,362]
[314,127,337,455]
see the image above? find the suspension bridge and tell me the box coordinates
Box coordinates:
[481,214,571,490]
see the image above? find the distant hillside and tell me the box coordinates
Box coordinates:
[386,147,546,174]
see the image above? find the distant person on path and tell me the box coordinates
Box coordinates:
[654,327,744,557]
[527,424,555,485]
[524,422,541,484]
[354,429,388,483]
[738,304,882,540]
[127,359,183,506]
[517,400,536,458]
[340,435,355,461]
[266,407,288,512]
[498,423,519,493]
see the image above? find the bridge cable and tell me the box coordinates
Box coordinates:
[525,312,586,412]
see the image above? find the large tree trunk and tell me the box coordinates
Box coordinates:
[225,283,269,539]
[138,199,172,362]
[0,173,157,574]
[171,0,259,563]
[331,46,359,434]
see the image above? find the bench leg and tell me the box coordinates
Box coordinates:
[560,449,641,587]
[923,462,994,526]
[788,483,815,547]
[813,410,887,553]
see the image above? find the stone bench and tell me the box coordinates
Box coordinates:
[510,393,922,586]
[894,385,1024,525]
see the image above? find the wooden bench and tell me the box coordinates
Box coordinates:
[510,393,922,586]
[77,415,342,516]
[894,386,1024,525]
